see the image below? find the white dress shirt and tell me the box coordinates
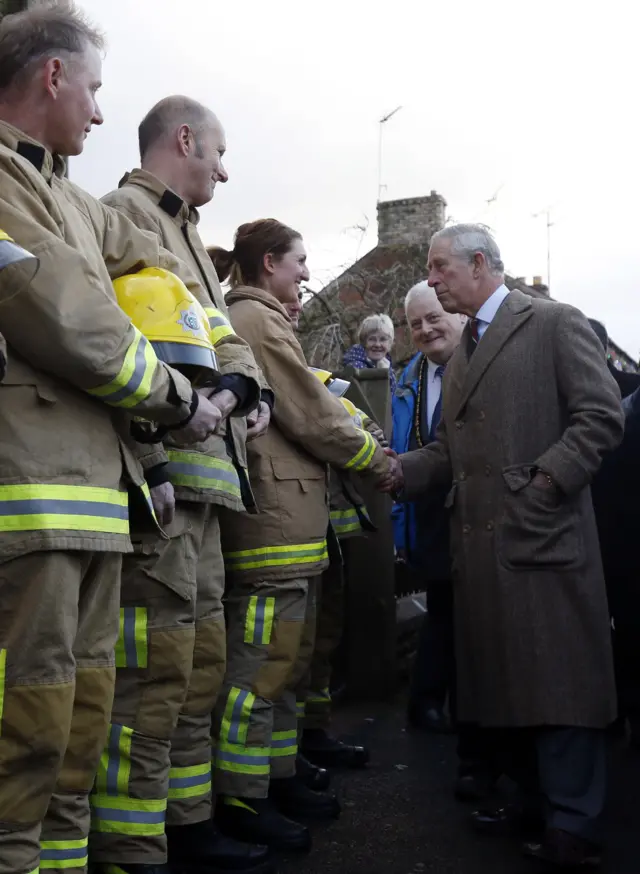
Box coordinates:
[474,284,511,340]
[426,358,445,432]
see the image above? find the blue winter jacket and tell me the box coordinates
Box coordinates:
[391,353,451,580]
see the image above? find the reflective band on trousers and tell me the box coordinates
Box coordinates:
[216,687,271,775]
[114,608,148,668]
[244,595,275,645]
[87,326,158,409]
[90,794,166,836]
[0,484,128,535]
[344,430,376,472]
[95,724,133,797]
[307,687,331,705]
[166,449,241,497]
[330,507,361,536]
[296,701,306,718]
[204,306,235,346]
[168,763,212,800]
[40,837,88,870]
[270,729,298,758]
[225,541,328,572]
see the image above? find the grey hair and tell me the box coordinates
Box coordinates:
[358,313,394,346]
[0,1,105,94]
[404,280,436,313]
[138,95,217,160]
[431,223,504,275]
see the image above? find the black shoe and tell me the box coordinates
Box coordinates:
[407,701,453,734]
[166,819,275,873]
[216,796,311,854]
[269,775,340,821]
[296,753,331,791]
[523,828,602,868]
[454,769,498,803]
[471,804,544,839]
[301,728,370,769]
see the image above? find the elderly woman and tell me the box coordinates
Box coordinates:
[343,313,397,393]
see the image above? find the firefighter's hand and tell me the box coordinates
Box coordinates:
[246,400,271,441]
[199,388,238,433]
[150,481,175,528]
[378,448,404,494]
[368,422,388,448]
[178,393,224,443]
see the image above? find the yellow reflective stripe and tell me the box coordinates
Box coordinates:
[216,740,270,775]
[307,687,331,705]
[166,449,242,496]
[0,649,5,738]
[243,596,275,645]
[168,762,211,800]
[330,508,361,535]
[0,484,128,535]
[296,700,306,718]
[220,687,255,745]
[94,724,133,796]
[90,793,166,837]
[86,327,157,409]
[225,541,328,572]
[40,837,88,870]
[115,608,148,669]
[204,306,235,345]
[270,729,298,758]
[140,482,157,524]
[345,430,376,471]
[224,797,258,813]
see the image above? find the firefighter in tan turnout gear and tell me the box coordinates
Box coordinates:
[207,220,391,854]
[96,97,273,874]
[0,8,227,874]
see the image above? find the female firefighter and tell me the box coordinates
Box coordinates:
[207,220,390,854]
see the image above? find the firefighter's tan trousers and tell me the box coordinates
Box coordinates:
[0,550,121,874]
[89,503,226,866]
[303,559,345,732]
[212,576,318,799]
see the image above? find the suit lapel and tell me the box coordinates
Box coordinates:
[454,292,533,417]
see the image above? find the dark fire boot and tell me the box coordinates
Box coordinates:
[301,728,369,769]
[269,775,340,821]
[166,819,275,873]
[216,796,311,854]
[296,753,331,791]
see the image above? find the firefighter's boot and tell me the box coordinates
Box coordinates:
[301,728,370,769]
[216,797,311,854]
[296,753,331,791]
[269,775,341,821]
[166,819,275,873]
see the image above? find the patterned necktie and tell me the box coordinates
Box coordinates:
[470,318,480,343]
[429,365,445,440]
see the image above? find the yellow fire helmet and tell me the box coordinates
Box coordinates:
[0,229,39,296]
[340,396,365,429]
[309,366,351,398]
[113,267,219,386]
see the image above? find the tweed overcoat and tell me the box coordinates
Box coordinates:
[401,290,624,727]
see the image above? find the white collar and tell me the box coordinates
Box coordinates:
[475,283,510,325]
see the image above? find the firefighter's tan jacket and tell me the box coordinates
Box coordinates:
[0,121,204,560]
[102,170,262,513]
[220,286,389,582]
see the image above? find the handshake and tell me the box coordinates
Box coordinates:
[377,448,405,494]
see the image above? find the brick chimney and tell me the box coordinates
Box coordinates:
[377,190,447,247]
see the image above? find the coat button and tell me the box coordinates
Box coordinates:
[486,521,494,532]
[478,411,486,421]
[485,464,492,475]
[459,472,466,481]
[455,420,464,429]
[463,524,471,535]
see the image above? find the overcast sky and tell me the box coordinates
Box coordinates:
[74,0,640,358]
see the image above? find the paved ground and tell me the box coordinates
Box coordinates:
[280,696,640,874]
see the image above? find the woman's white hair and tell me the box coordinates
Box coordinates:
[358,313,395,346]
[430,223,505,275]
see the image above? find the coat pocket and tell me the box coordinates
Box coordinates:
[271,457,327,543]
[135,516,198,601]
[497,464,584,571]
